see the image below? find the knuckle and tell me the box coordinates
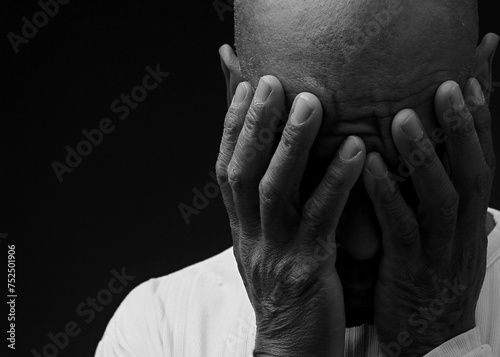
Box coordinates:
[379,185,403,212]
[279,124,306,157]
[224,107,243,136]
[391,212,419,248]
[302,197,325,228]
[323,165,346,193]
[259,178,281,206]
[455,113,476,144]
[227,162,245,193]
[439,191,459,223]
[418,151,441,175]
[405,140,437,174]
[484,148,496,172]
[473,168,491,197]
[243,107,264,136]
[215,159,229,186]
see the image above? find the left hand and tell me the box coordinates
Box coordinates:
[363,78,495,356]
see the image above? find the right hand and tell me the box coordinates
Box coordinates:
[215,75,367,357]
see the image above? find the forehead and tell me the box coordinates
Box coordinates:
[235,0,477,169]
[237,0,477,112]
[236,0,477,72]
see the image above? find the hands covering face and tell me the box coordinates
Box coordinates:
[364,78,494,356]
[216,76,363,356]
[216,74,494,356]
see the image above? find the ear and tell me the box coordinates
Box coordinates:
[219,44,243,108]
[473,33,499,103]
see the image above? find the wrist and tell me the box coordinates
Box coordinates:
[254,326,344,357]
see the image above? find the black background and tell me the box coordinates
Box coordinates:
[1,1,499,356]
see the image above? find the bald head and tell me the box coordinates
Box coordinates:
[235,0,478,163]
[228,1,494,327]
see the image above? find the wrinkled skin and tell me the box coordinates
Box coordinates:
[363,78,495,356]
[216,73,495,356]
[221,27,499,326]
[232,0,489,326]
[216,76,359,356]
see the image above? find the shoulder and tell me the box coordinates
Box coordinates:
[95,247,252,356]
[107,245,243,328]
[143,246,245,309]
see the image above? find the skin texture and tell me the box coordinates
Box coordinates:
[364,78,495,355]
[231,0,486,327]
[235,0,478,163]
[216,79,360,356]
[217,75,496,356]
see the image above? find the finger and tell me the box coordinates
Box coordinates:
[363,152,422,261]
[434,81,491,214]
[219,44,243,108]
[299,136,365,244]
[474,33,499,105]
[464,78,496,183]
[391,109,458,247]
[228,76,286,234]
[259,93,322,238]
[215,82,253,230]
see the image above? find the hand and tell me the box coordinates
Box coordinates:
[215,75,366,357]
[363,78,494,356]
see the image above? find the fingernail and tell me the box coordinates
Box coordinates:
[290,95,314,125]
[449,84,465,110]
[401,113,423,140]
[254,77,273,104]
[339,136,361,161]
[470,78,485,105]
[232,82,248,106]
[366,153,387,179]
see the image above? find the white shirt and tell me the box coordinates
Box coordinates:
[95,208,500,357]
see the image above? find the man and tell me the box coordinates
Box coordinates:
[95,0,500,356]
